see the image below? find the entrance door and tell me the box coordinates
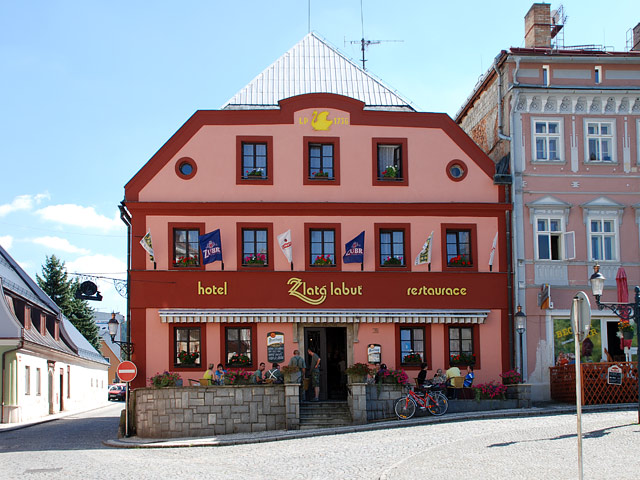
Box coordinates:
[606,321,625,361]
[59,368,64,412]
[305,327,347,401]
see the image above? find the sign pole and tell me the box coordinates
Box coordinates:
[125,382,130,438]
[571,296,583,480]
[116,361,137,439]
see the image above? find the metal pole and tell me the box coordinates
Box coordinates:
[635,286,640,425]
[571,297,584,480]
[125,382,130,438]
[519,332,524,376]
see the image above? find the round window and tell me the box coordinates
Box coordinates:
[446,160,467,181]
[175,157,197,179]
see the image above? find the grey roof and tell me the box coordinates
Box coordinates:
[63,316,109,365]
[222,32,415,111]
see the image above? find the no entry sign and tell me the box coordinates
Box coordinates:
[117,361,137,383]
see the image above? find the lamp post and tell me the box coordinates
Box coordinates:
[589,264,640,424]
[515,306,526,379]
[107,312,134,359]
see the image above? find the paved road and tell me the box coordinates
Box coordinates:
[0,405,637,479]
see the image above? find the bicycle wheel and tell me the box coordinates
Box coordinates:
[394,396,417,420]
[426,392,449,416]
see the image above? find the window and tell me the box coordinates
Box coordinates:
[532,119,562,161]
[25,366,31,395]
[589,218,617,261]
[310,229,336,266]
[37,368,42,396]
[242,228,268,266]
[175,157,197,179]
[173,228,200,268]
[449,326,475,365]
[585,121,614,162]
[594,66,602,84]
[446,230,472,267]
[446,160,468,181]
[309,144,334,179]
[379,229,405,267]
[372,138,408,186]
[399,327,425,365]
[535,217,575,261]
[173,327,202,368]
[236,136,273,185]
[304,137,340,184]
[225,327,253,367]
[542,65,549,86]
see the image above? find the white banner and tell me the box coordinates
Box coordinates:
[277,230,293,263]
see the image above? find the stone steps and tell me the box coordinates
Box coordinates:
[299,401,352,429]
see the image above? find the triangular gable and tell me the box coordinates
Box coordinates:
[222,32,415,111]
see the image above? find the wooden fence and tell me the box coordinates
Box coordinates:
[550,362,638,405]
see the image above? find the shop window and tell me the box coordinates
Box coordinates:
[173,326,202,368]
[225,327,253,367]
[379,229,405,267]
[372,138,408,186]
[532,119,563,162]
[171,226,201,268]
[310,229,336,267]
[448,326,476,366]
[236,136,273,185]
[399,327,425,366]
[242,228,269,266]
[585,121,615,162]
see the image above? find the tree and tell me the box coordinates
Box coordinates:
[36,255,100,350]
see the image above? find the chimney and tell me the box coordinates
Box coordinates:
[633,23,640,51]
[525,3,551,48]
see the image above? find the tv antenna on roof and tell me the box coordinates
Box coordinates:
[345,0,403,70]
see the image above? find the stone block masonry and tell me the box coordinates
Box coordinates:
[134,384,287,438]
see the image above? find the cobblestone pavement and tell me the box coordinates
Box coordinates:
[0,405,637,479]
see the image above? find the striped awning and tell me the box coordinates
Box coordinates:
[158,310,490,324]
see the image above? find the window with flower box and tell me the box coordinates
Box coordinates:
[236,136,273,185]
[303,137,340,184]
[225,326,254,367]
[372,138,408,186]
[242,229,268,266]
[306,224,340,268]
[170,225,202,269]
[442,224,477,270]
[399,327,425,366]
[173,326,202,368]
[380,230,405,267]
[448,326,479,367]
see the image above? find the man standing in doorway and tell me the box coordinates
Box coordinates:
[288,349,306,384]
[308,348,321,401]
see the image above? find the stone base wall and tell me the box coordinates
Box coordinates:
[506,383,532,408]
[365,384,404,421]
[134,385,286,438]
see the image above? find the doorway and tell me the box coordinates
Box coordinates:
[305,327,347,401]
[59,369,64,412]
[606,321,625,361]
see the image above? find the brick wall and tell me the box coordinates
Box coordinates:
[134,385,287,438]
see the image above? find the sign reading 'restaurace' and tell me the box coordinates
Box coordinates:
[130,271,507,309]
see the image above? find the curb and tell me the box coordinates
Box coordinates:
[102,402,636,449]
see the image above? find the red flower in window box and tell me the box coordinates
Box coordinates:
[244,253,266,265]
[313,255,333,266]
[449,353,476,366]
[175,256,199,267]
[448,254,471,267]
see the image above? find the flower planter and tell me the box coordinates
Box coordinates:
[347,373,368,384]
[622,330,634,340]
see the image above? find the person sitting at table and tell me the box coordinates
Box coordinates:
[416,363,428,386]
[265,363,284,384]
[202,363,214,384]
[432,368,447,385]
[375,363,389,384]
[445,365,462,386]
[214,363,226,385]
[463,366,475,387]
[253,362,266,383]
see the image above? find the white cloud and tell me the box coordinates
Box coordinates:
[0,192,50,217]
[67,254,127,315]
[31,236,90,255]
[35,204,123,232]
[0,235,13,249]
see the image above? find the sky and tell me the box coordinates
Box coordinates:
[0,1,637,317]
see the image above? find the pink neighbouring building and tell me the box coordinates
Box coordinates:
[457,4,640,400]
[122,33,512,399]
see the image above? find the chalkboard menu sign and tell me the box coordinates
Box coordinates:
[607,365,622,385]
[367,344,381,364]
[267,332,285,363]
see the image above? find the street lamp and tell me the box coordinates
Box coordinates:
[588,264,640,424]
[515,306,526,379]
[107,312,134,358]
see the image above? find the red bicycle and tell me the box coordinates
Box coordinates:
[394,384,449,419]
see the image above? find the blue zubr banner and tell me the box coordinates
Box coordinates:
[199,229,223,265]
[343,231,365,264]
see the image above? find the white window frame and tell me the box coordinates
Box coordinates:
[584,119,616,163]
[534,215,575,261]
[542,65,550,86]
[532,118,564,162]
[587,216,618,262]
[594,66,602,84]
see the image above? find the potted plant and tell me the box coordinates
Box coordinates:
[175,256,199,267]
[618,320,634,340]
[223,369,253,385]
[472,381,507,400]
[228,353,251,367]
[313,255,333,266]
[245,169,264,178]
[244,253,267,265]
[280,365,300,383]
[345,363,373,383]
[448,254,471,267]
[499,369,523,385]
[450,353,476,366]
[178,350,199,366]
[149,371,182,388]
[381,165,399,179]
[402,353,422,365]
[312,170,330,179]
[383,256,403,266]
